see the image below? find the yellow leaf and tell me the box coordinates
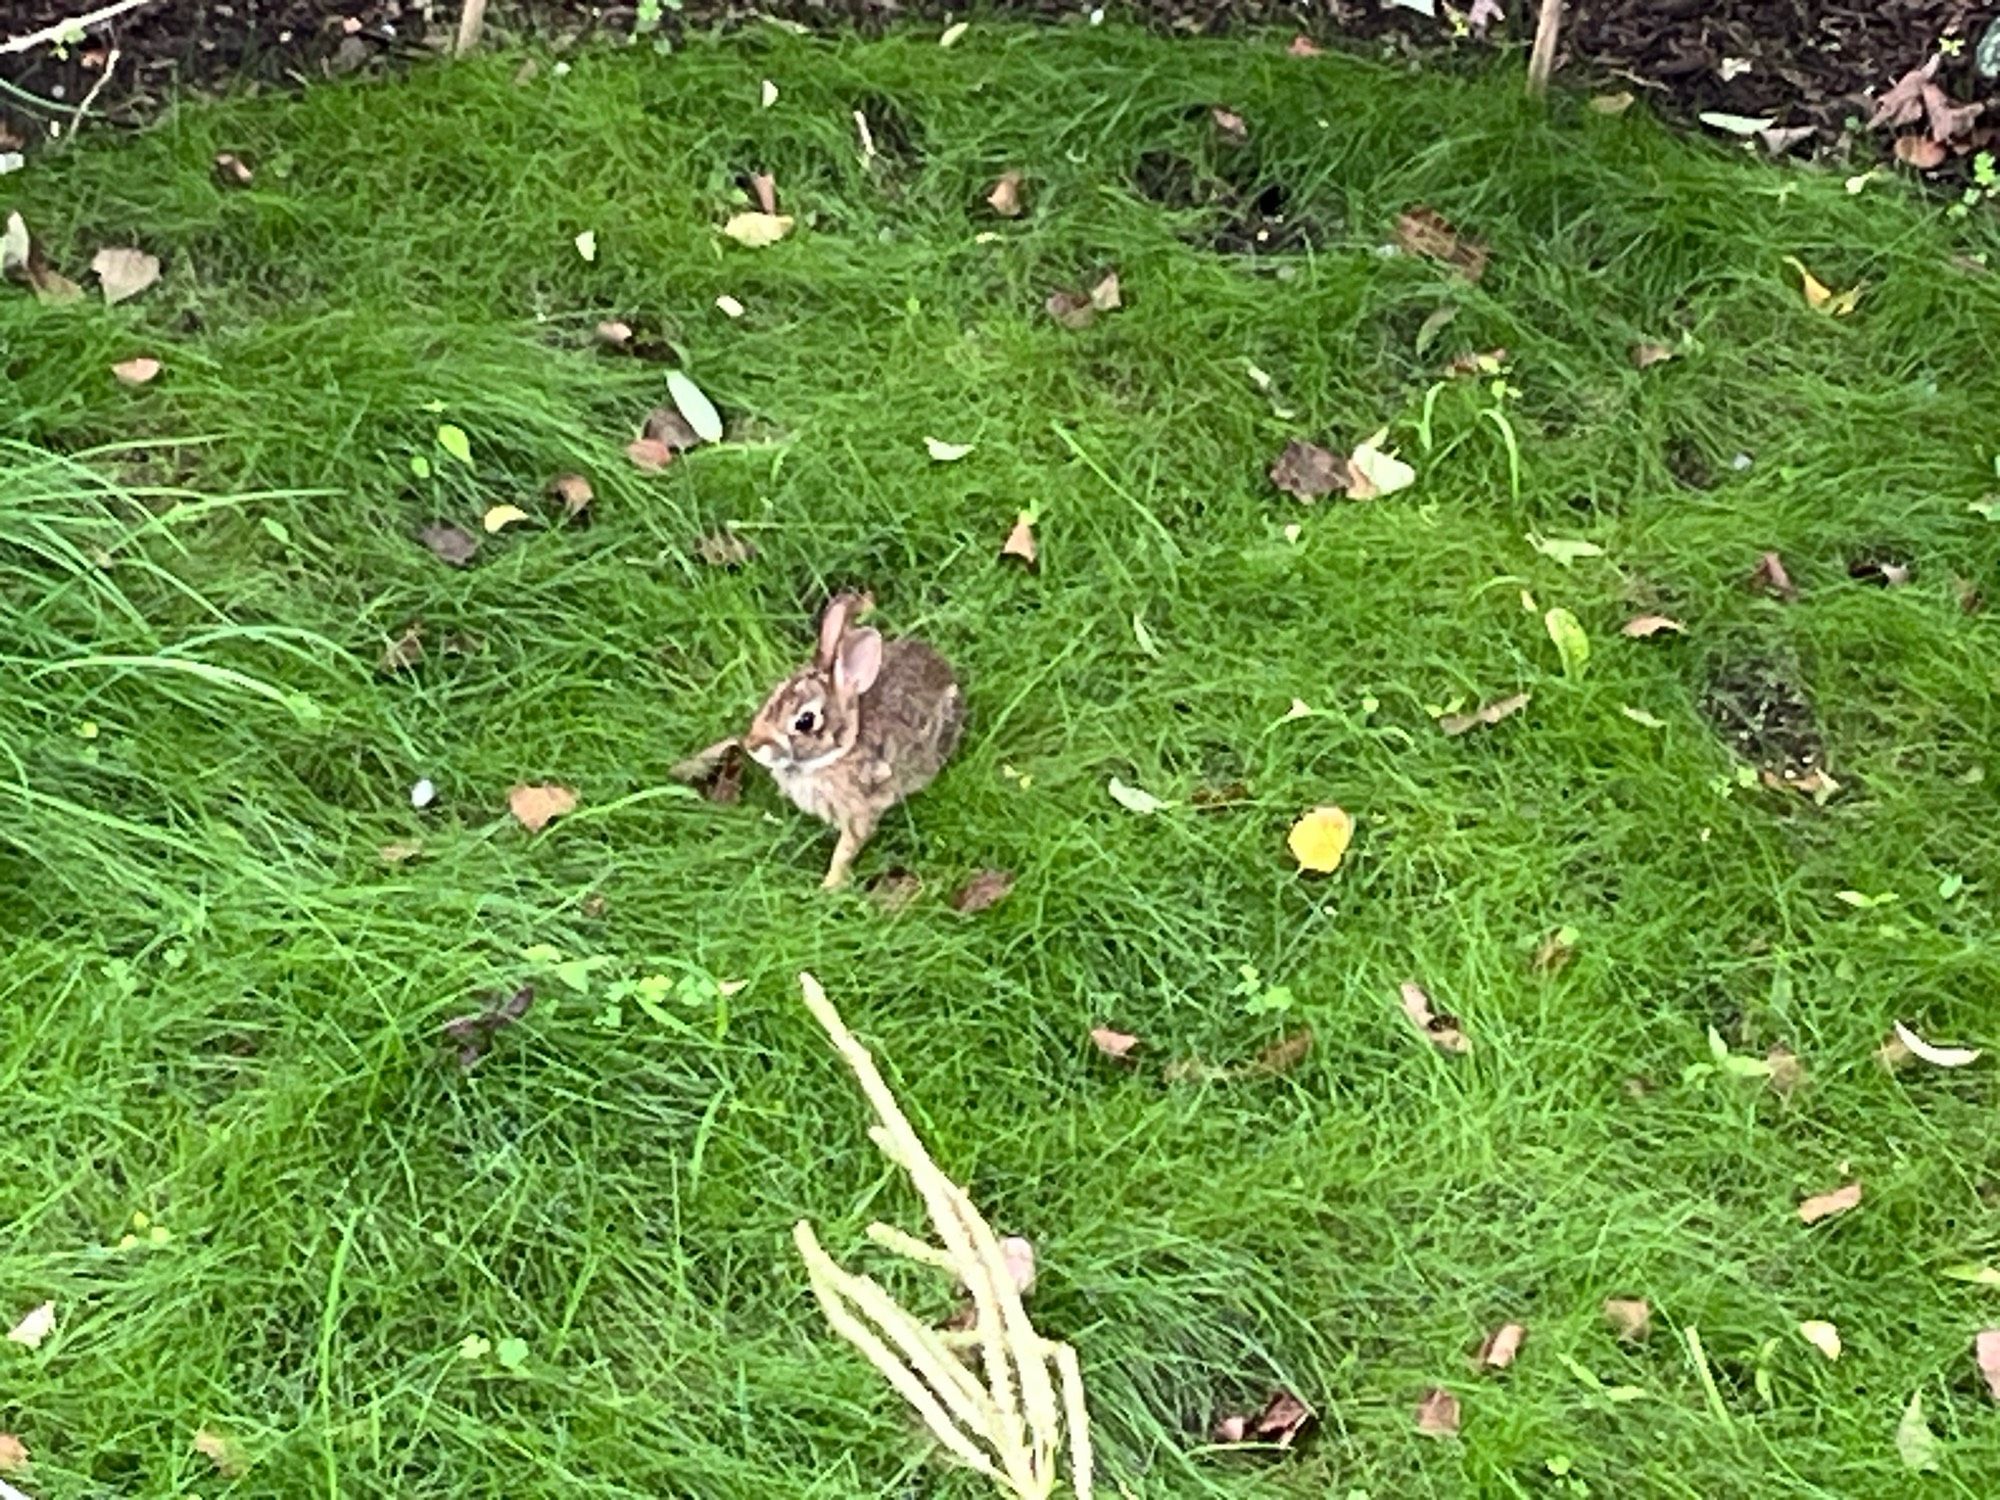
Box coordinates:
[1797,1320,1842,1360]
[1287,806,1354,873]
[482,504,532,534]
[6,1301,54,1349]
[1783,256,1863,316]
[721,212,795,248]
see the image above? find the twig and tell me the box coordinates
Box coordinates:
[0,0,157,56]
[454,0,490,57]
[64,45,118,140]
[1527,0,1563,95]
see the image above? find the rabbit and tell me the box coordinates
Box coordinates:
[734,594,964,889]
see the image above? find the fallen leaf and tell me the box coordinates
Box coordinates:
[1699,111,1777,137]
[760,78,778,108]
[666,370,725,444]
[482,504,531,534]
[1604,1298,1651,1341]
[1415,304,1459,355]
[1268,439,1350,502]
[1590,91,1635,115]
[924,436,975,462]
[1923,84,1984,144]
[1944,1263,2000,1286]
[91,245,160,304]
[939,19,969,46]
[626,438,674,471]
[495,1336,530,1370]
[1544,607,1589,675]
[866,867,923,911]
[573,229,597,262]
[1531,926,1577,975]
[1476,1322,1527,1371]
[1894,135,1947,169]
[442,984,536,1067]
[551,473,593,518]
[1107,777,1169,816]
[1891,1020,1981,1069]
[1766,1046,1807,1098]
[595,319,633,347]
[111,356,161,385]
[694,530,756,568]
[1287,806,1354,874]
[418,522,479,568]
[378,841,422,864]
[1797,1320,1842,1361]
[1527,532,1604,565]
[1347,433,1416,499]
[508,783,577,833]
[747,172,778,217]
[2,212,81,303]
[1759,125,1815,156]
[1415,1387,1461,1437]
[643,405,705,453]
[1212,107,1249,144]
[1467,0,1504,36]
[1251,1028,1314,1075]
[1090,1026,1140,1060]
[0,1433,25,1472]
[379,624,424,674]
[410,777,437,809]
[1868,59,1935,130]
[1399,980,1470,1054]
[1089,272,1121,311]
[950,868,1015,914]
[6,1301,54,1349]
[1046,289,1097,329]
[214,151,254,186]
[1442,346,1508,377]
[1438,692,1530,736]
[721,212,794,248]
[1622,705,1667,729]
[1896,1390,1939,1473]
[1630,341,1675,369]
[1394,207,1487,282]
[1287,34,1324,56]
[1621,614,1683,637]
[1748,551,1799,601]
[986,171,1023,217]
[1977,1330,2000,1402]
[1798,1181,1862,1226]
[1001,512,1038,567]
[193,1429,248,1478]
[1782,256,1862,316]
[715,294,745,318]
[1213,1389,1314,1448]
[436,423,473,467]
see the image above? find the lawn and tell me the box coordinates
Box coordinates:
[5,22,2000,1498]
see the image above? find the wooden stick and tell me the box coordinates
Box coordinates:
[1,0,156,56]
[454,0,490,58]
[1527,0,1563,96]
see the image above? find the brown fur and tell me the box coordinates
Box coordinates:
[742,595,964,887]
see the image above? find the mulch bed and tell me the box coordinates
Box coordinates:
[3,1,1997,179]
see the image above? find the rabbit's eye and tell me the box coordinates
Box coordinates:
[793,710,820,734]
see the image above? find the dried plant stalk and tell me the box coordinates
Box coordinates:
[795,971,1095,1499]
[1527,0,1563,95]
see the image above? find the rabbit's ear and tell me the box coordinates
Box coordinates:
[833,627,883,698]
[814,596,854,669]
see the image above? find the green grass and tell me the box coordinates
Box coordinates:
[5,23,2000,1498]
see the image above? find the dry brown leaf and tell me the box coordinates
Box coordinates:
[1976,1329,2000,1402]
[91,245,160,305]
[1603,1298,1651,1341]
[1630,342,1675,369]
[1001,512,1038,568]
[1475,1322,1526,1371]
[1868,59,1935,131]
[1414,1387,1461,1437]
[418,522,479,568]
[1798,1181,1862,1226]
[865,867,923,911]
[214,151,254,186]
[1438,692,1530,736]
[1046,289,1096,329]
[595,319,634,348]
[378,841,423,864]
[986,170,1023,218]
[1749,551,1798,601]
[626,437,674,471]
[694,530,756,568]
[1213,1389,1314,1448]
[1211,107,1249,144]
[1530,928,1575,975]
[379,624,424,675]
[1089,272,1122,311]
[1252,1027,1314,1076]
[111,356,161,385]
[742,173,776,217]
[1395,207,1488,282]
[1287,34,1324,56]
[1090,1026,1140,1060]
[1442,347,1508,377]
[643,406,705,453]
[1895,135,1947,170]
[1923,84,1984,144]
[551,473,593,519]
[1399,981,1470,1054]
[1766,1045,1806,1098]
[508,783,577,833]
[442,984,535,1067]
[193,1429,248,1478]
[1621,614,1684,637]
[0,1432,25,1472]
[1268,439,1351,502]
[949,868,1015,914]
